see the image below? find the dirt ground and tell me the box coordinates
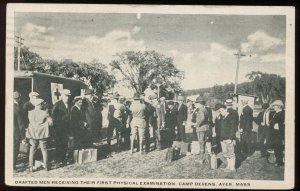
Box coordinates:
[14,136,284,180]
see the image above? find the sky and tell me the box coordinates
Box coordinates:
[13,12,286,91]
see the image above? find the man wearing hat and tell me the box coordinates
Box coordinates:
[70,96,87,149]
[51,89,72,166]
[26,98,53,172]
[239,99,254,157]
[127,93,147,154]
[176,95,188,141]
[270,100,285,167]
[215,103,237,171]
[82,89,101,146]
[192,96,210,164]
[254,103,275,158]
[13,91,26,171]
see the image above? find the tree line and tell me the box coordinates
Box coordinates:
[15,46,285,104]
[184,71,285,105]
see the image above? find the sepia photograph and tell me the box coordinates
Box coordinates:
[5,4,295,189]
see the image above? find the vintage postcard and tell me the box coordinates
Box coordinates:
[5,4,295,189]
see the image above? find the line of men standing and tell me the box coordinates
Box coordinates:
[13,89,103,172]
[106,93,189,154]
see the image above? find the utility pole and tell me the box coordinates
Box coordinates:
[234,49,246,94]
[15,34,24,71]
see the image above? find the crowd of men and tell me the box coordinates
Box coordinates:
[13,89,103,172]
[13,88,285,173]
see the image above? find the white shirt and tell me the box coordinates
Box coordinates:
[263,110,270,126]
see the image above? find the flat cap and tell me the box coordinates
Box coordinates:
[271,100,284,107]
[214,103,226,111]
[195,96,205,104]
[13,91,21,99]
[224,99,233,106]
[29,92,39,98]
[32,98,44,106]
[62,89,71,96]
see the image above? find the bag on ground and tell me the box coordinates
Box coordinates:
[74,149,97,164]
[19,142,29,155]
[173,141,189,155]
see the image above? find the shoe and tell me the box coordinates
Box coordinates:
[275,162,284,167]
[29,167,34,173]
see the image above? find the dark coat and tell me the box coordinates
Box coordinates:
[214,114,222,142]
[14,103,25,141]
[81,98,99,130]
[177,103,188,127]
[51,100,71,137]
[227,107,239,131]
[165,103,178,129]
[93,101,103,129]
[71,105,91,148]
[220,112,236,141]
[240,105,253,131]
[23,101,35,128]
[70,106,86,136]
[205,106,213,127]
[270,110,285,137]
[254,109,275,127]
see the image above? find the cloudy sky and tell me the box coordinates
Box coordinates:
[14,12,286,90]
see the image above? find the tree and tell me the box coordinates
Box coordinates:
[14,46,116,97]
[110,50,184,95]
[14,46,44,71]
[246,71,285,103]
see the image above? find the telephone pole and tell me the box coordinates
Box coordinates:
[234,49,246,94]
[15,34,24,71]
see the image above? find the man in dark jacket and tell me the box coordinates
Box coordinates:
[176,96,188,141]
[254,103,275,158]
[52,89,71,166]
[215,103,236,172]
[81,89,100,146]
[165,101,178,143]
[225,99,239,133]
[70,96,87,149]
[240,99,253,157]
[13,91,26,171]
[270,100,285,167]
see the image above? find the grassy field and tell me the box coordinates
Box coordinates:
[14,136,284,180]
